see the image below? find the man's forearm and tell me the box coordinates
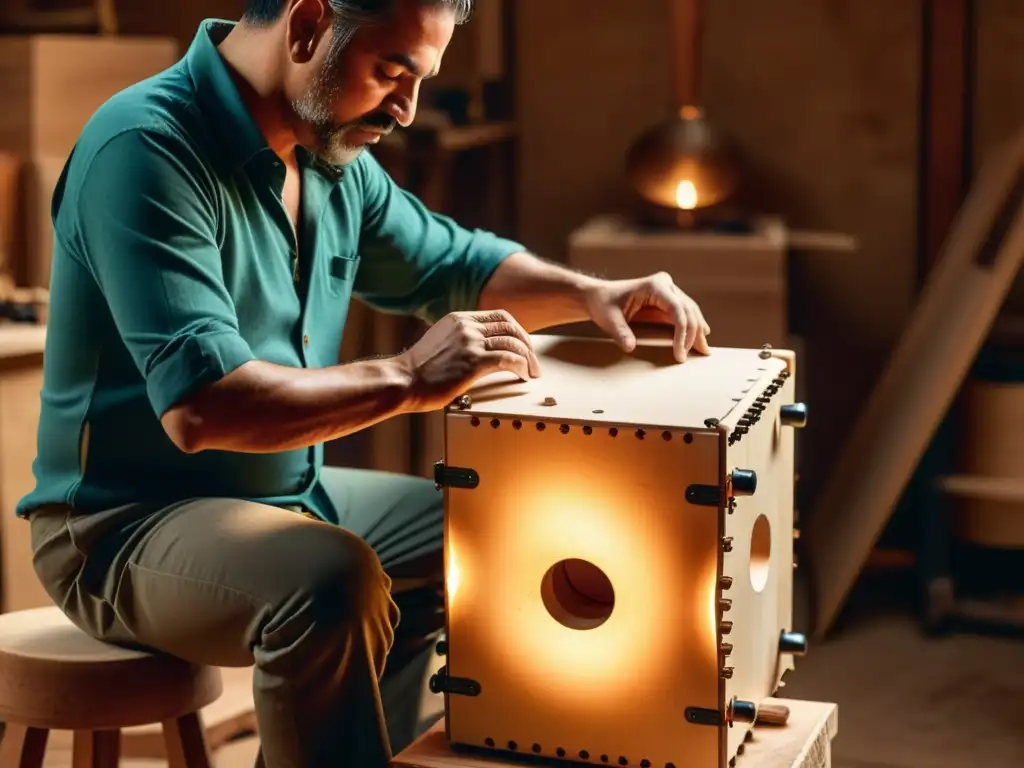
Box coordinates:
[478,252,599,331]
[161,358,414,454]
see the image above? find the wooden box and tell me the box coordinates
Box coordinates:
[567,216,788,349]
[0,34,178,157]
[432,335,809,768]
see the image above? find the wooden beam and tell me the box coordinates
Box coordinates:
[918,0,974,278]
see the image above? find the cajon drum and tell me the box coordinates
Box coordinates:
[430,335,809,768]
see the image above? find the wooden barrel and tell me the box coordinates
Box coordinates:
[946,378,1024,548]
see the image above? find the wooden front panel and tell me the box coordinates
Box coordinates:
[443,412,722,767]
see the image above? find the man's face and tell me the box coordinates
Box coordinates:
[289,0,455,166]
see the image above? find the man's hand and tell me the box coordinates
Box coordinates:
[396,310,542,412]
[583,272,711,363]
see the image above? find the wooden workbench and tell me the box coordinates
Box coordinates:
[392,699,838,768]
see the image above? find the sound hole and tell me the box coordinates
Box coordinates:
[541,559,615,630]
[750,515,772,593]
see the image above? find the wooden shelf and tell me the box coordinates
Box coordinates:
[941,474,1024,503]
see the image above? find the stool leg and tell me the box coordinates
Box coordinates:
[72,730,120,768]
[163,712,213,768]
[0,723,48,768]
[72,733,120,768]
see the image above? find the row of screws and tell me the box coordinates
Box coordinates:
[720,532,735,672]
[483,739,669,768]
[728,368,792,446]
[466,417,696,443]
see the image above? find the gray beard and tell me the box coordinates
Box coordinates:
[291,64,365,167]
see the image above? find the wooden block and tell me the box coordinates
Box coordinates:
[0,35,177,157]
[392,700,838,768]
[567,215,788,349]
[806,127,1024,639]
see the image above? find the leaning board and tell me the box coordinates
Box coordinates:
[391,699,839,768]
[806,126,1024,638]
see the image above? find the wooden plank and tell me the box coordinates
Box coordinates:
[391,700,838,768]
[806,127,1024,639]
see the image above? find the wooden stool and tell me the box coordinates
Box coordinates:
[0,606,222,767]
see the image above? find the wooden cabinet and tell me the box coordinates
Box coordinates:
[0,35,178,288]
[0,324,49,614]
[0,35,177,157]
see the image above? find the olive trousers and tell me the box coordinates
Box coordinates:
[28,467,445,768]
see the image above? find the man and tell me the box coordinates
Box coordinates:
[18,0,711,766]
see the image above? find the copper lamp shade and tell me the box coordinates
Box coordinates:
[625,0,740,214]
[626,105,740,211]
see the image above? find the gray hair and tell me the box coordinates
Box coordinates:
[245,0,474,39]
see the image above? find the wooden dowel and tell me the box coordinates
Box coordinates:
[756,702,791,726]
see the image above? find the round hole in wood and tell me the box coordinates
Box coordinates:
[541,558,615,630]
[749,514,772,593]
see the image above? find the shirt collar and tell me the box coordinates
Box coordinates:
[186,19,269,172]
[184,19,345,182]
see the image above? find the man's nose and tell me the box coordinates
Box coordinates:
[385,82,420,128]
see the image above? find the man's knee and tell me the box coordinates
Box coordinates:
[261,522,397,646]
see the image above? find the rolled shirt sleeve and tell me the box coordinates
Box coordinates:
[352,151,525,323]
[72,128,256,417]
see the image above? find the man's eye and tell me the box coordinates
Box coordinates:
[377,66,403,81]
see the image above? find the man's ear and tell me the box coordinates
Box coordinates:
[285,0,331,63]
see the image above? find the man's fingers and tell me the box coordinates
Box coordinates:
[484,336,541,379]
[693,329,712,355]
[483,325,541,377]
[489,350,532,381]
[685,304,700,351]
[475,311,542,377]
[665,291,691,362]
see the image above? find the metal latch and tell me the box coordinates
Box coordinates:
[433,461,480,490]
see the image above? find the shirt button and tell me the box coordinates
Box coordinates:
[303,335,310,346]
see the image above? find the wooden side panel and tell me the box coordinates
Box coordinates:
[719,359,797,761]
[443,412,721,767]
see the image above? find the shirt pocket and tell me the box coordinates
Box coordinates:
[327,253,361,296]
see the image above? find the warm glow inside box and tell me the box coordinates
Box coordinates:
[432,335,809,768]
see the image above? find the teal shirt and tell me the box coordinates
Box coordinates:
[17,19,523,521]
